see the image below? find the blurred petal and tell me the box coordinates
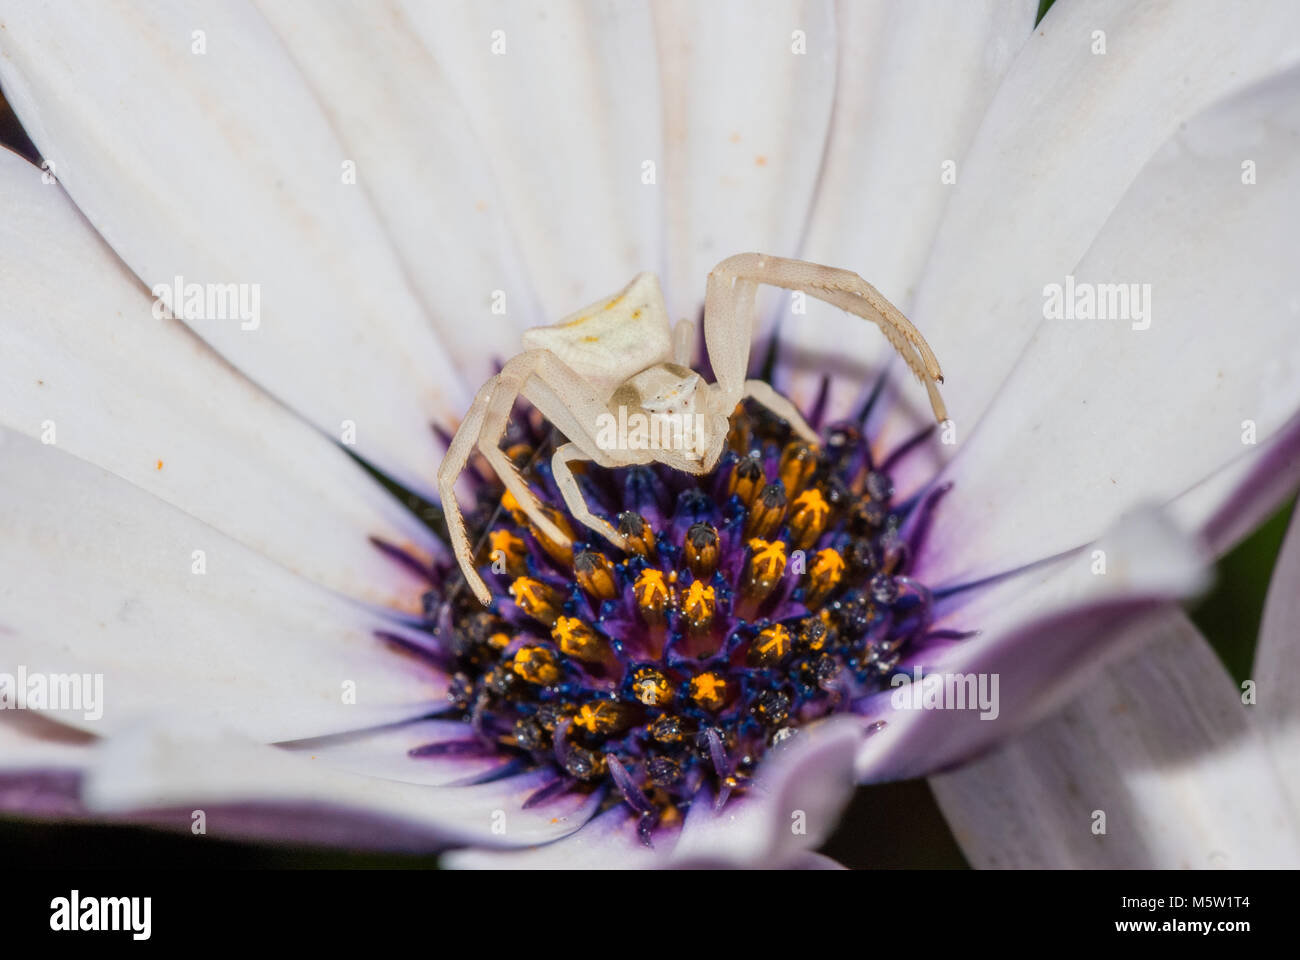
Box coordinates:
[931,611,1300,868]
[0,0,465,494]
[1255,506,1300,813]
[255,0,542,377]
[81,722,601,852]
[916,65,1300,587]
[0,430,444,740]
[0,715,93,817]
[654,0,836,328]
[779,0,1036,433]
[404,0,663,321]
[0,713,93,771]
[859,506,1211,780]
[1175,409,1300,556]
[0,146,435,611]
[911,0,1300,436]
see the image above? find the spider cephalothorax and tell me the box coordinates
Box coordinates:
[438,253,947,604]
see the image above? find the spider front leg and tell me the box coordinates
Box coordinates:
[474,353,574,549]
[436,379,496,606]
[436,353,574,607]
[551,443,629,551]
[704,253,947,423]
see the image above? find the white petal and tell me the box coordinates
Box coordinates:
[653,0,836,326]
[915,66,1300,587]
[0,147,436,611]
[778,0,1037,429]
[0,430,444,740]
[403,0,664,320]
[1255,505,1300,813]
[253,0,541,378]
[910,0,1300,438]
[931,611,1300,868]
[82,722,601,851]
[0,0,465,494]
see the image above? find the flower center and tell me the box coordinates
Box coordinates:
[422,398,938,843]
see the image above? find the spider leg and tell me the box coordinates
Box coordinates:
[672,317,696,366]
[551,443,630,551]
[436,379,496,606]
[475,352,573,549]
[704,253,947,423]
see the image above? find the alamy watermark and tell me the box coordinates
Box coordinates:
[1043,275,1151,330]
[889,666,1000,720]
[50,891,150,940]
[595,407,707,460]
[151,275,261,330]
[0,665,103,721]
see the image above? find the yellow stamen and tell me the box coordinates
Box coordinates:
[510,645,560,685]
[779,441,819,496]
[633,568,672,624]
[684,522,720,580]
[746,481,787,539]
[749,623,793,666]
[789,487,831,550]
[487,529,528,576]
[551,616,609,664]
[510,576,562,626]
[806,548,845,607]
[744,538,787,600]
[683,579,716,631]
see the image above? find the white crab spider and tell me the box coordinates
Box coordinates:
[438,253,947,606]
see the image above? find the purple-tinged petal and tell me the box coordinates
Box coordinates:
[1255,507,1300,815]
[931,611,1300,868]
[77,721,602,853]
[280,719,513,787]
[1176,408,1300,557]
[0,714,94,818]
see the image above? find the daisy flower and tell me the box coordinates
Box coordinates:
[2,0,1300,869]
